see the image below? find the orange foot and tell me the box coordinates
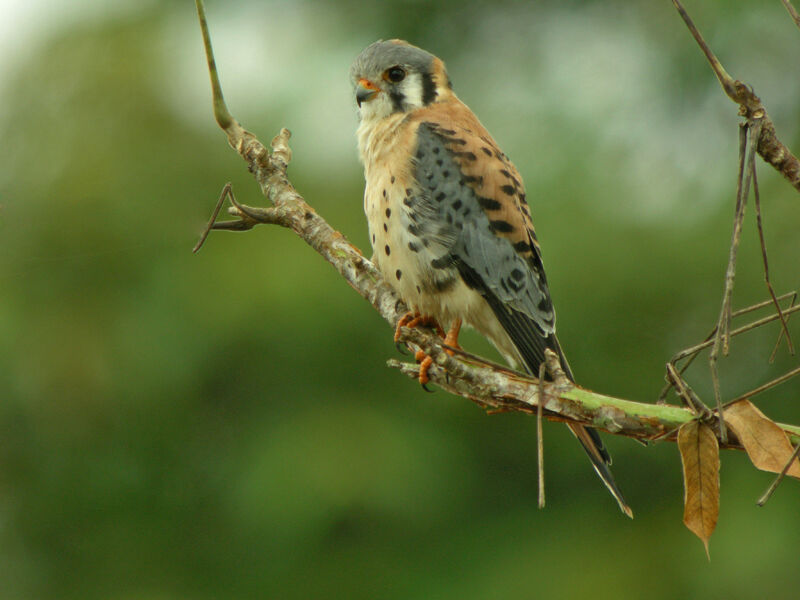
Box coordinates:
[395,313,461,390]
[393,312,445,343]
[415,349,434,386]
[415,319,462,385]
[394,311,447,386]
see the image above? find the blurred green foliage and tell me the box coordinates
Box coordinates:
[0,1,799,598]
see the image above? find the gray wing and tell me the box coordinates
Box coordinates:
[412,122,563,376]
[413,121,627,503]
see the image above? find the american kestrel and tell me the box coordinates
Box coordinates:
[351,40,632,517]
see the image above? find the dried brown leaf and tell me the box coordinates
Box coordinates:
[678,420,720,558]
[724,400,800,479]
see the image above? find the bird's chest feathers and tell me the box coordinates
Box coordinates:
[358,117,455,313]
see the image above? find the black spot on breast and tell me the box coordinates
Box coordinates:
[442,170,450,178]
[452,200,462,211]
[510,268,524,281]
[481,146,492,156]
[435,192,446,202]
[538,297,551,311]
[390,175,395,184]
[396,269,402,281]
[489,220,515,233]
[454,151,477,161]
[436,159,443,167]
[500,185,515,196]
[405,188,412,196]
[385,208,391,218]
[384,245,391,256]
[372,233,376,243]
[438,128,456,135]
[432,146,440,154]
[403,197,412,207]
[383,223,388,232]
[407,223,420,236]
[408,242,420,252]
[416,285,422,293]
[416,150,424,159]
[478,196,502,211]
[382,189,387,198]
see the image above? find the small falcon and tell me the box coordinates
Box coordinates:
[351,39,632,518]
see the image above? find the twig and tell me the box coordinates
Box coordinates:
[709,120,762,444]
[537,363,546,509]
[753,166,794,355]
[658,292,798,403]
[666,363,713,420]
[672,0,800,191]
[770,293,797,362]
[783,0,800,30]
[722,365,800,408]
[756,441,800,506]
[667,300,800,367]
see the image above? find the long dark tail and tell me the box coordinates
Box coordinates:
[456,261,632,517]
[474,285,633,517]
[551,339,633,518]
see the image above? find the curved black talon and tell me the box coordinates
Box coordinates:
[421,383,435,393]
[395,341,409,355]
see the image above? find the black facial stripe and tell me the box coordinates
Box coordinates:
[389,89,405,113]
[421,72,437,105]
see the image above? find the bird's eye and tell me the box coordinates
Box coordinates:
[385,66,406,83]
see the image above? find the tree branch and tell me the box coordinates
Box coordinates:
[193,1,800,454]
[673,0,800,192]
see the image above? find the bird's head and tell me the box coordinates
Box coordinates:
[350,39,452,121]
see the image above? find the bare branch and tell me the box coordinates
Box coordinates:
[757,441,800,506]
[673,0,800,192]
[537,363,546,509]
[753,165,795,354]
[783,0,800,30]
[193,1,800,470]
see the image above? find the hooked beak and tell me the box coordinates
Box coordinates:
[356,78,380,107]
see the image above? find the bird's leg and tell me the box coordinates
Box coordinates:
[443,318,462,355]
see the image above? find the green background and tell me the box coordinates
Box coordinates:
[1,1,799,598]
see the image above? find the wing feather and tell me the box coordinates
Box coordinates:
[409,98,629,516]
